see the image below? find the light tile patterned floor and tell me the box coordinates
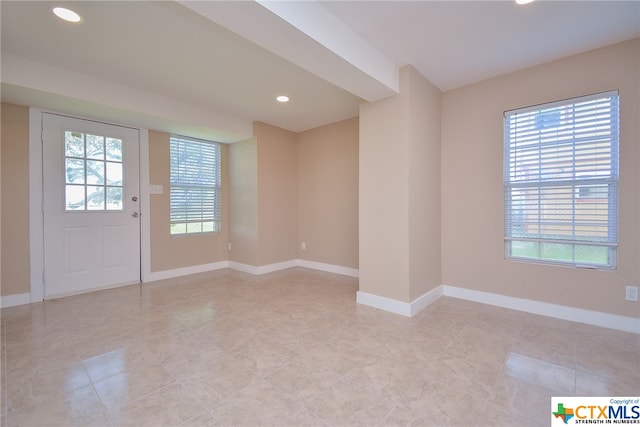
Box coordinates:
[1,267,638,426]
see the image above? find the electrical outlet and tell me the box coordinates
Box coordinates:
[625,286,639,302]
[227,242,232,252]
[301,242,306,250]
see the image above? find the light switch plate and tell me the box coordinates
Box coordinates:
[149,184,163,195]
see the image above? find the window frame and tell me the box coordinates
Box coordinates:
[169,135,221,235]
[503,91,619,269]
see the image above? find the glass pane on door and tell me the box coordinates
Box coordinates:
[64,131,124,212]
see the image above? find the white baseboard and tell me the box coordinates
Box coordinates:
[356,284,639,333]
[442,285,640,335]
[357,291,412,316]
[227,261,259,275]
[228,259,359,278]
[1,292,31,308]
[7,258,354,306]
[259,260,299,274]
[297,259,359,278]
[410,286,444,316]
[228,260,298,275]
[357,286,442,317]
[145,258,358,281]
[145,261,229,282]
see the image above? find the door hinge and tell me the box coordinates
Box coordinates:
[42,270,46,284]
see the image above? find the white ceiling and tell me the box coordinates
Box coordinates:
[322,0,640,92]
[1,1,638,142]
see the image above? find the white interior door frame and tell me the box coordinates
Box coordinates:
[28,108,151,302]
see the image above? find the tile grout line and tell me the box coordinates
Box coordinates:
[60,310,111,427]
[476,313,525,426]
[2,270,637,425]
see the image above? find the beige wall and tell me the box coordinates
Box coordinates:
[297,118,359,269]
[360,83,410,301]
[229,137,259,266]
[407,68,442,300]
[1,103,30,296]
[229,120,359,269]
[255,122,298,265]
[3,39,636,322]
[360,66,442,302]
[148,130,230,271]
[441,38,640,318]
[0,105,359,299]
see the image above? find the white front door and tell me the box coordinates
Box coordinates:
[42,113,141,298]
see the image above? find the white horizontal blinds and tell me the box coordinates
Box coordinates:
[504,91,619,267]
[170,136,221,234]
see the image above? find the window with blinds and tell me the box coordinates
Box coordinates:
[170,136,221,235]
[504,91,619,268]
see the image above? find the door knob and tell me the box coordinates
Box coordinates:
[132,212,139,218]
[132,196,138,202]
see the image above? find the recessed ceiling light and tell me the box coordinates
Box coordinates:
[515,0,536,4]
[52,6,83,23]
[276,95,290,103]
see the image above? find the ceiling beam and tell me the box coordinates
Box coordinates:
[178,0,399,102]
[1,53,253,142]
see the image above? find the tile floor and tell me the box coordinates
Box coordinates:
[1,267,638,426]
